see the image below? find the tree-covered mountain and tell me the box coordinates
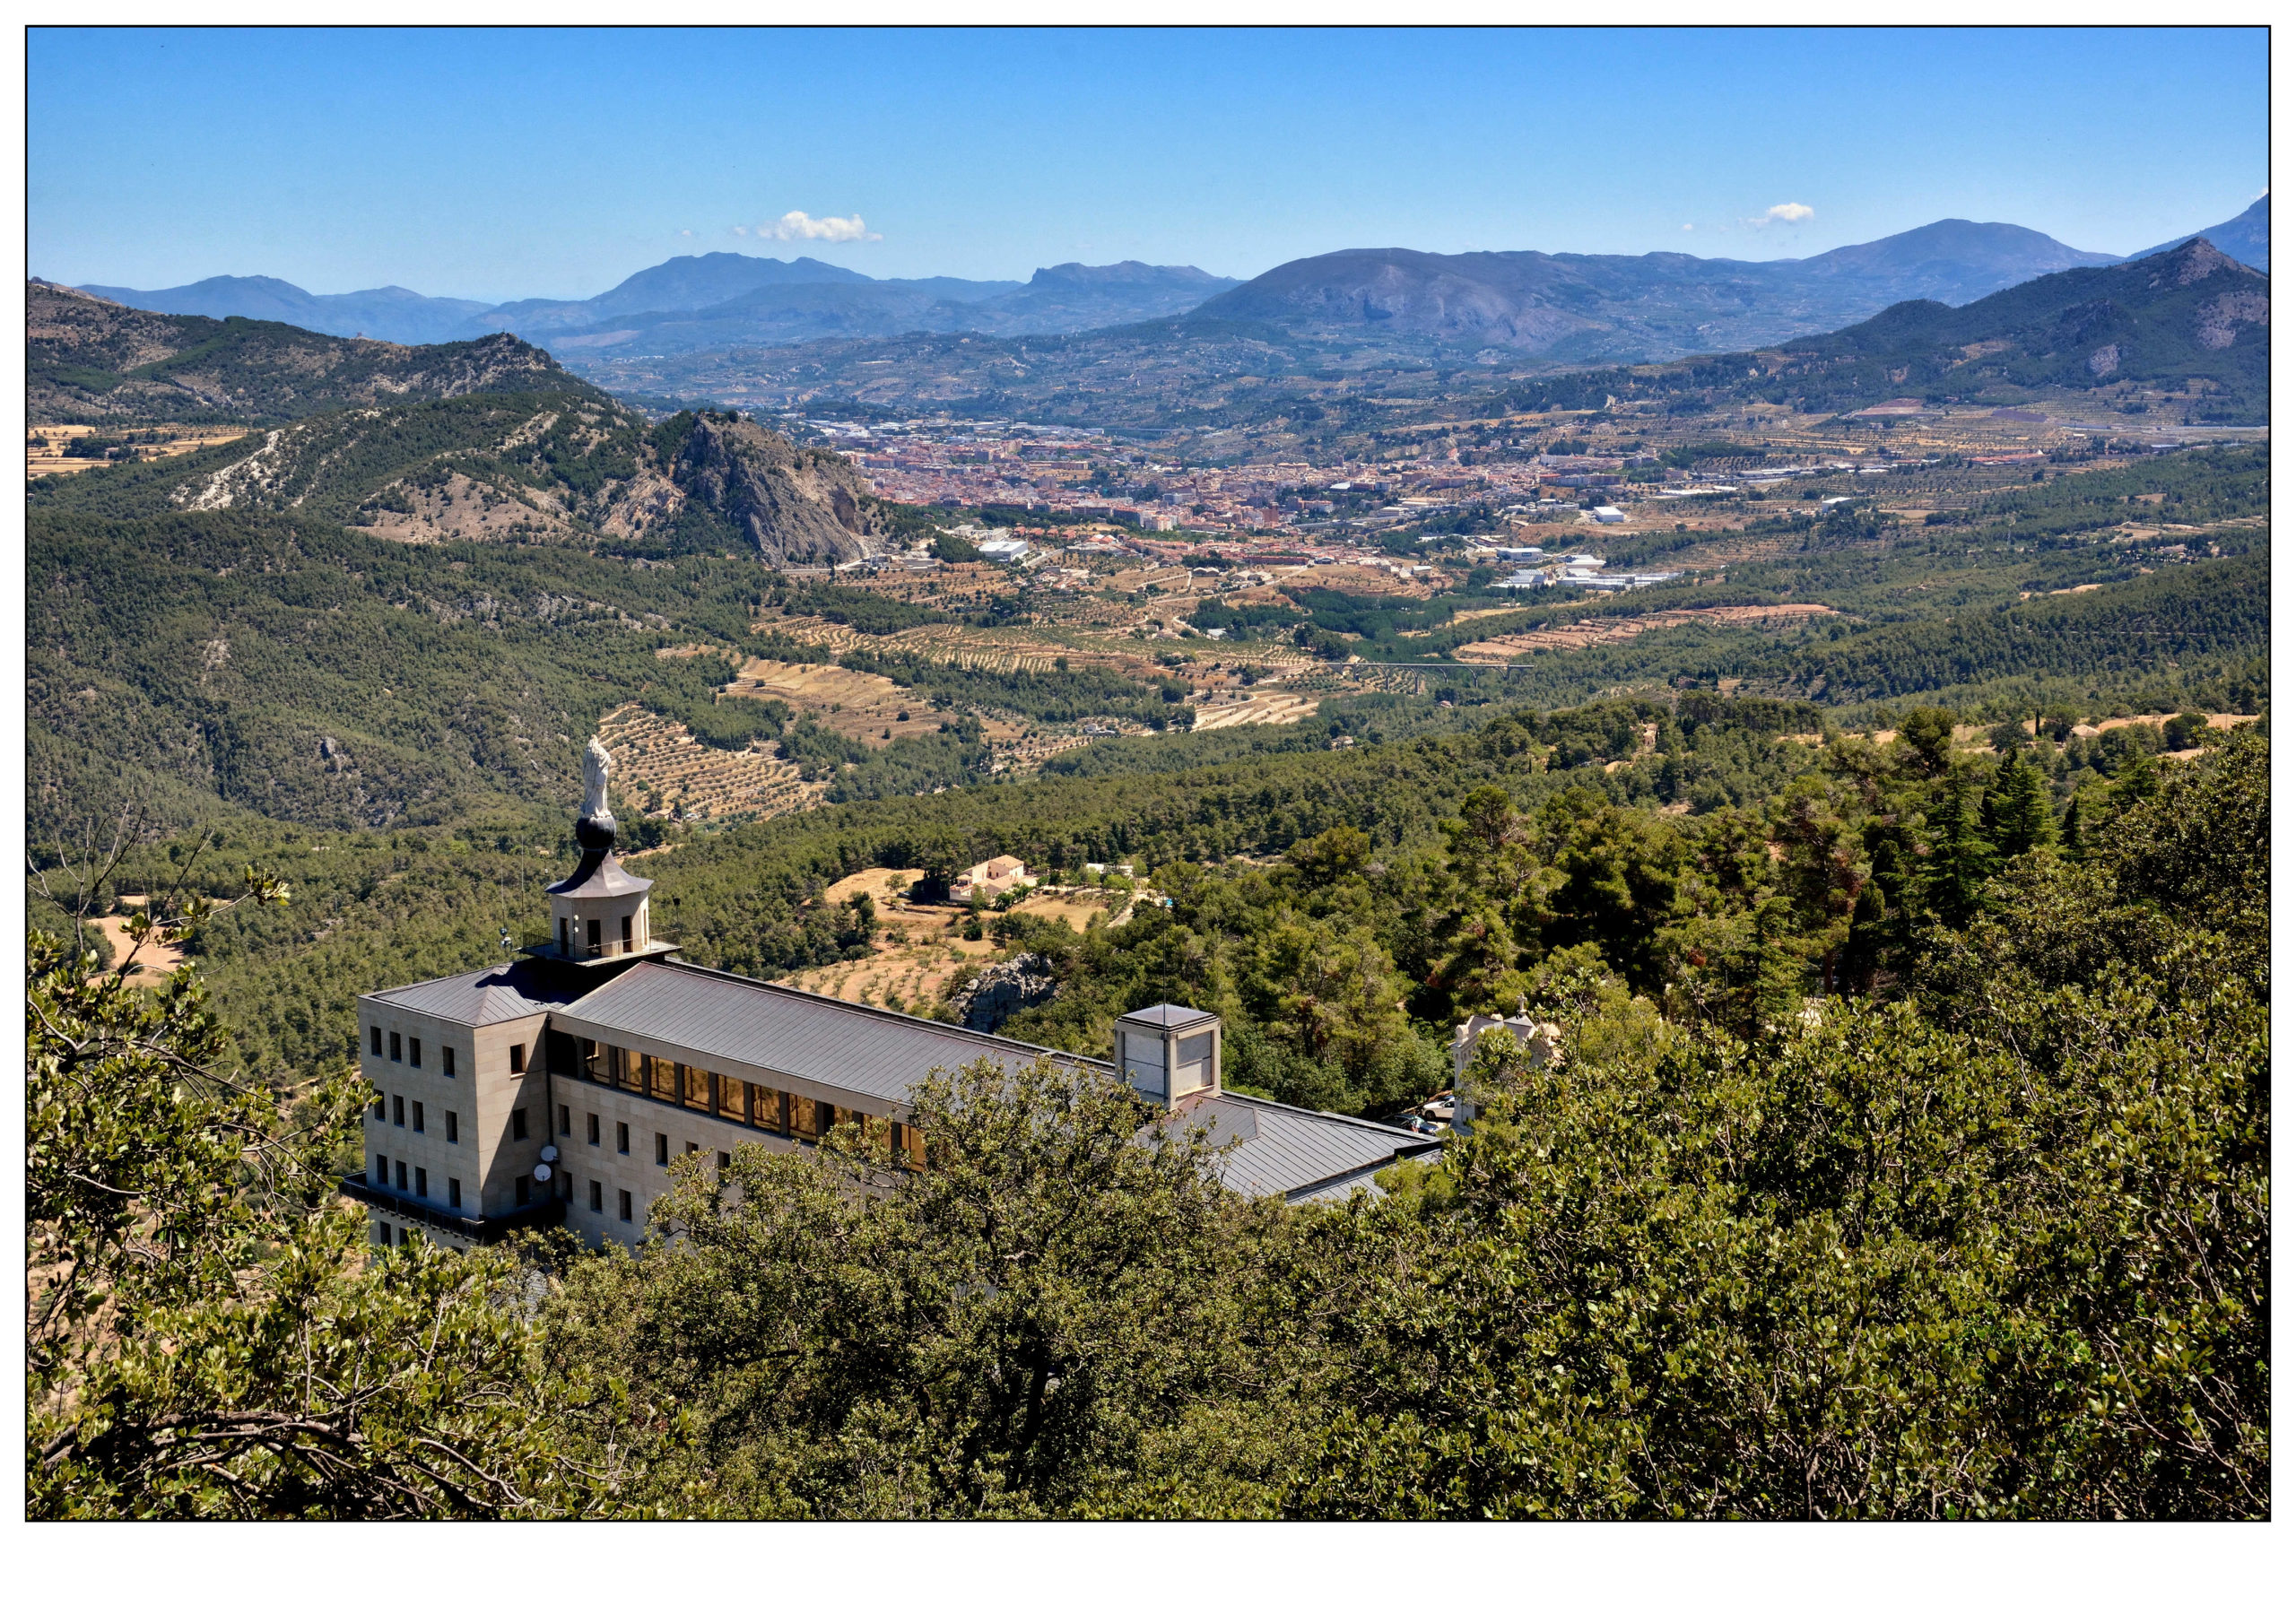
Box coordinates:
[28,280,591,426]
[1180,220,2122,363]
[1500,239,2270,422]
[34,388,888,564]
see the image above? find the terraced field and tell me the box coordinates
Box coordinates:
[728,659,938,740]
[1190,690,1323,730]
[596,702,825,822]
[1455,603,1841,663]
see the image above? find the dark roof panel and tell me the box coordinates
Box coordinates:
[366,963,579,1028]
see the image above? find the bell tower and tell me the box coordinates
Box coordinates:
[541,736,670,965]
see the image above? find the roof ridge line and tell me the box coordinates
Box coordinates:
[651,957,1117,1074]
[1221,1085,1445,1143]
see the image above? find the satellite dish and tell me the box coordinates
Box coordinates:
[539,1145,559,1162]
[533,1163,555,1185]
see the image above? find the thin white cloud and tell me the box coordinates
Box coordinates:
[1757,202,1815,227]
[730,224,749,237]
[1681,222,1695,231]
[766,210,881,244]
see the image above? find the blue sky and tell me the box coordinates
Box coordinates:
[30,27,2267,303]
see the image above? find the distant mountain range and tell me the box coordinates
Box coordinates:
[59,198,2266,396]
[1502,237,2270,425]
[75,255,1242,353]
[1183,221,2135,365]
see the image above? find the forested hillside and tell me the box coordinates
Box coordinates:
[1499,239,2271,422]
[31,733,2266,1517]
[29,280,592,425]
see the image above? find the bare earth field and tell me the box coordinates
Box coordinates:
[1456,603,1841,663]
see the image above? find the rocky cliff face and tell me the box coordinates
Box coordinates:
[663,412,884,567]
[949,951,1058,1034]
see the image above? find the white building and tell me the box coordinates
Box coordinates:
[949,855,1035,903]
[350,756,1442,1250]
[978,536,1031,562]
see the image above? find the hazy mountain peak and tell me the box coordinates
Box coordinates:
[2129,195,2269,273]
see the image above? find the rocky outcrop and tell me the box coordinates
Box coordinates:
[661,412,883,568]
[949,951,1057,1034]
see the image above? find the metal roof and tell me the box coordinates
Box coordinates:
[379,954,1444,1202]
[364,963,579,1028]
[546,850,653,899]
[1121,1002,1218,1028]
[557,959,1056,1109]
[1208,1093,1441,1201]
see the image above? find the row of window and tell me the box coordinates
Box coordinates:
[574,1042,922,1166]
[375,1154,463,1211]
[373,1094,460,1142]
[367,1025,525,1077]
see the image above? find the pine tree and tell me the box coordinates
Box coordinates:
[1920,768,1997,928]
[2059,792,2086,860]
[1982,751,2055,859]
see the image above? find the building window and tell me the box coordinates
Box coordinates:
[717,1150,731,1173]
[648,1054,676,1100]
[414,1167,428,1198]
[616,1122,630,1155]
[685,1141,699,1158]
[509,1044,526,1076]
[588,1180,604,1213]
[448,1177,462,1210]
[371,1091,385,1122]
[516,1176,530,1206]
[370,1026,382,1057]
[389,1031,402,1062]
[396,1227,407,1246]
[513,1108,528,1141]
[682,1065,709,1113]
[409,1037,422,1070]
[757,1089,786,1136]
[618,1189,633,1223]
[716,1074,747,1124]
[580,1037,601,1081]
[621,915,633,952]
[414,1101,427,1134]
[654,1132,669,1166]
[446,1110,458,1144]
[393,1095,404,1127]
[789,1096,820,1140]
[559,917,570,956]
[442,1046,456,1079]
[558,1104,571,1138]
[587,919,602,954]
[395,1160,407,1191]
[375,1153,387,1185]
[377,1220,390,1245]
[610,1046,636,1091]
[587,1113,600,1147]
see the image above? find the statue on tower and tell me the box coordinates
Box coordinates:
[576,734,618,851]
